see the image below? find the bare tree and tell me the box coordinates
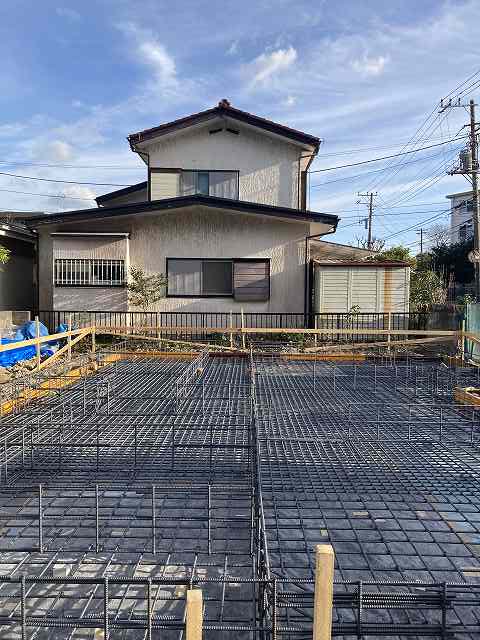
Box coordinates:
[355,235,385,252]
[427,223,451,248]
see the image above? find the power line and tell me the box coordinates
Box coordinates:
[0,171,131,187]
[308,136,466,174]
[310,146,464,188]
[316,135,460,158]
[0,160,144,170]
[0,187,96,201]
[381,209,450,241]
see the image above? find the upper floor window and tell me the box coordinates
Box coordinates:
[54,259,125,286]
[180,170,239,199]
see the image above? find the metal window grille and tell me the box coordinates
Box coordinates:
[54,259,125,286]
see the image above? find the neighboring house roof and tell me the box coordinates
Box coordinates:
[310,239,375,262]
[445,190,476,199]
[0,221,35,243]
[96,181,148,206]
[128,99,320,151]
[23,194,338,228]
[313,259,410,267]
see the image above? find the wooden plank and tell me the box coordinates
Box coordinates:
[35,316,41,371]
[240,327,457,336]
[0,327,94,353]
[67,314,72,360]
[306,335,455,352]
[313,544,335,640]
[91,324,459,339]
[105,332,237,351]
[38,329,91,370]
[185,589,203,640]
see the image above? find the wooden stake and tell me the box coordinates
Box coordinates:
[387,312,392,352]
[313,544,335,640]
[67,314,72,361]
[229,310,234,348]
[92,329,96,354]
[35,316,41,371]
[241,308,246,351]
[186,589,203,640]
[314,316,318,348]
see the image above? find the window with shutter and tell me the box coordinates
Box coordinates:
[166,258,269,299]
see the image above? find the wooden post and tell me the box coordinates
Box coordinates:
[229,310,234,348]
[314,315,318,348]
[67,314,72,360]
[92,328,96,354]
[313,544,335,640]
[186,589,203,640]
[241,308,246,351]
[387,312,392,353]
[35,316,41,371]
[460,318,466,362]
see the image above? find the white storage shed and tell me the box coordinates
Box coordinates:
[313,260,411,313]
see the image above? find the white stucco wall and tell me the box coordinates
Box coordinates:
[448,192,474,243]
[145,123,310,209]
[38,206,316,313]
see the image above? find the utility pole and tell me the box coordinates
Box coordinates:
[357,192,377,249]
[416,228,424,254]
[470,99,480,300]
[440,96,480,298]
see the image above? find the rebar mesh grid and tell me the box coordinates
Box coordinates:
[252,354,480,638]
[2,350,480,637]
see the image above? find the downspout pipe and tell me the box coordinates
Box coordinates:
[304,227,336,326]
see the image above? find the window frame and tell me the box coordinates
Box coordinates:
[179,169,240,199]
[54,258,126,287]
[166,257,270,299]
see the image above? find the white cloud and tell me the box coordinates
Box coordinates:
[283,95,297,107]
[118,23,177,89]
[227,41,239,56]
[246,46,297,88]
[351,55,389,77]
[137,40,176,84]
[56,7,81,21]
[47,140,73,161]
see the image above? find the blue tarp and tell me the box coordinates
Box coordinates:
[0,321,65,368]
[0,339,36,367]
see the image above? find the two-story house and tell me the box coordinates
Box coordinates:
[26,100,338,314]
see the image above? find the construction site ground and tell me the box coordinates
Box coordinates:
[0,346,480,638]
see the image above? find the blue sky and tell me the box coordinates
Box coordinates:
[0,0,478,251]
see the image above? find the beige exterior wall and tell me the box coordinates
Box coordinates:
[37,206,319,313]
[150,171,180,200]
[146,124,310,209]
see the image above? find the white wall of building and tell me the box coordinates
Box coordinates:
[38,206,322,313]
[447,191,474,243]
[145,123,310,209]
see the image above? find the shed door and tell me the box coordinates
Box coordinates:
[351,268,381,312]
[316,267,349,312]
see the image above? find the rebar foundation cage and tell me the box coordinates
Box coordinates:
[0,343,480,638]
